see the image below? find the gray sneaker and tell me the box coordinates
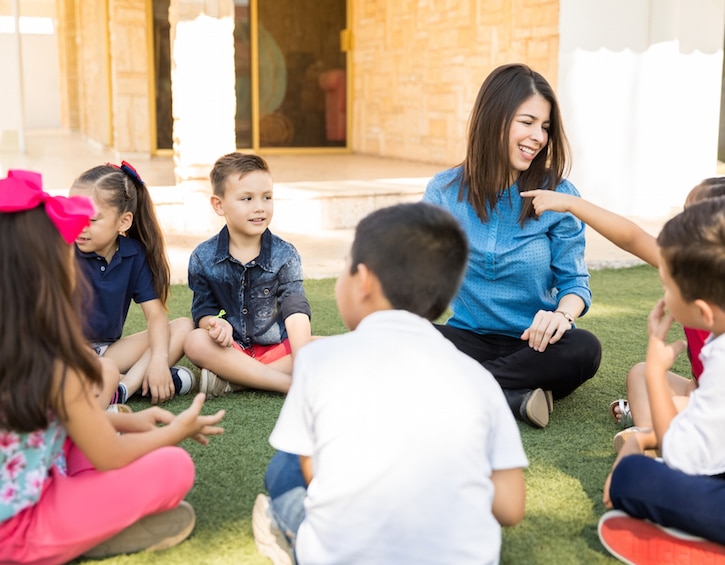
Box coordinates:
[83,500,195,558]
[252,494,294,565]
[199,368,233,399]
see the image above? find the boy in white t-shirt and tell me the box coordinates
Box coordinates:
[599,197,725,563]
[252,202,528,565]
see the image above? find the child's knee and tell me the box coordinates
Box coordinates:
[626,362,646,387]
[126,447,195,511]
[146,446,196,494]
[99,357,121,388]
[166,447,195,492]
[171,316,195,337]
[610,455,660,504]
[183,328,213,361]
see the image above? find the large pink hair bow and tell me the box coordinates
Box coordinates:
[0,170,95,244]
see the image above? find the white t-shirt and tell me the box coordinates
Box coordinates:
[270,309,528,565]
[663,331,725,475]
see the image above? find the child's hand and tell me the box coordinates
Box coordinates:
[108,406,175,433]
[520,189,574,215]
[171,393,225,445]
[645,299,687,373]
[143,357,175,404]
[207,317,234,348]
[602,470,614,509]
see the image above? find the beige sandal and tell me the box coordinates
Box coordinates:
[613,427,659,458]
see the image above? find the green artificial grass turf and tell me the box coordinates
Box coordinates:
[73,265,690,564]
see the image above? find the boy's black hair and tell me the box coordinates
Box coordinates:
[210,152,270,196]
[350,202,468,320]
[657,196,725,310]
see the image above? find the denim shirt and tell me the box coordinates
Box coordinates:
[423,167,591,338]
[188,226,311,348]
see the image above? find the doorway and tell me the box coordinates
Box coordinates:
[153,0,348,152]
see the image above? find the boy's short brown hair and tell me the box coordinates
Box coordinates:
[210,153,270,197]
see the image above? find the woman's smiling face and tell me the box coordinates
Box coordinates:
[507,93,551,180]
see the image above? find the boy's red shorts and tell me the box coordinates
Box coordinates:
[231,339,292,364]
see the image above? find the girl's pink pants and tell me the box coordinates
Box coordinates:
[0,441,194,565]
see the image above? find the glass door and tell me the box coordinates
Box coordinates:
[153,0,348,152]
[235,0,348,149]
[152,0,172,150]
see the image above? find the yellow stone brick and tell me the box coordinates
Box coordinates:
[351,0,559,162]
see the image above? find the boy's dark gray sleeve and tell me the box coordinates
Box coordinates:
[188,251,223,326]
[276,251,312,320]
[280,292,312,320]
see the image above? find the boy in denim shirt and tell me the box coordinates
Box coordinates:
[184,153,312,397]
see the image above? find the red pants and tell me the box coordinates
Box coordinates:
[0,441,194,565]
[232,338,291,364]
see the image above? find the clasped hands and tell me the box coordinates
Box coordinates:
[521,310,572,352]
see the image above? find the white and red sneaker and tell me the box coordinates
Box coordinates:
[598,510,725,565]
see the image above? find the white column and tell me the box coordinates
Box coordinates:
[168,0,236,235]
[169,0,237,182]
[13,0,26,154]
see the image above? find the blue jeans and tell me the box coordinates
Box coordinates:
[264,451,307,547]
[610,454,725,545]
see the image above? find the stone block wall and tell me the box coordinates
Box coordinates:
[57,0,152,153]
[350,0,560,165]
[56,0,80,130]
[56,0,560,165]
[74,0,112,146]
[108,0,153,153]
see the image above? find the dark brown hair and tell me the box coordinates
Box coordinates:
[459,63,570,224]
[686,176,725,206]
[0,206,102,431]
[657,196,725,310]
[210,152,270,197]
[72,164,170,305]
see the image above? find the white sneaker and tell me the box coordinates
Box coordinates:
[170,366,196,395]
[252,494,294,565]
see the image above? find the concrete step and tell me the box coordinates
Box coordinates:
[151,177,430,234]
[53,177,655,285]
[152,178,429,283]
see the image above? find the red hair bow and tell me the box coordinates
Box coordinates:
[0,170,95,244]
